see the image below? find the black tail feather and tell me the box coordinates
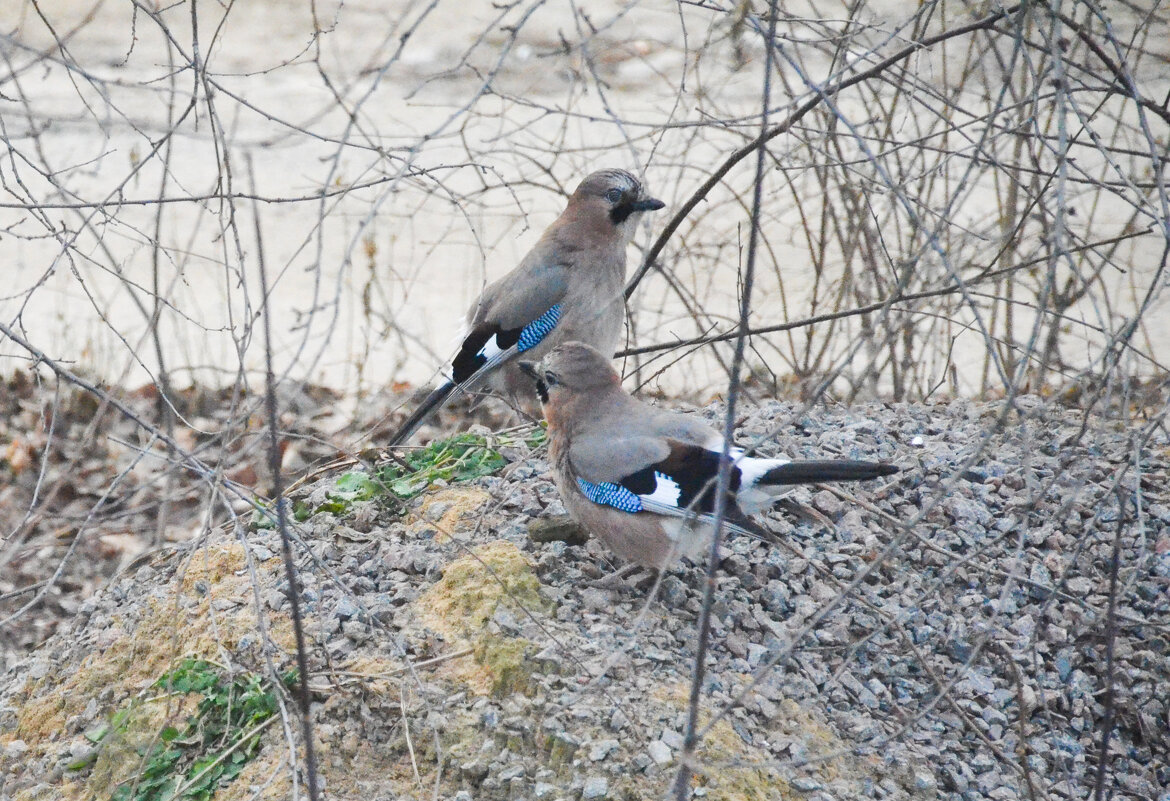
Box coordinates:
[727,507,780,544]
[761,460,899,485]
[386,380,456,447]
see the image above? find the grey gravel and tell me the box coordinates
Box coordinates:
[1,398,1166,801]
[660,729,685,750]
[648,739,673,765]
[792,776,824,791]
[588,738,618,761]
[582,775,608,798]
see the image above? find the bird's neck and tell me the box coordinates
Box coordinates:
[546,384,627,437]
[545,212,632,261]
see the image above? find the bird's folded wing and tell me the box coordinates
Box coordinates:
[572,437,743,517]
[450,264,569,386]
[450,306,558,385]
[476,260,569,331]
[569,433,671,485]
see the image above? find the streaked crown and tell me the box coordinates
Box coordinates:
[537,341,621,392]
[573,168,644,201]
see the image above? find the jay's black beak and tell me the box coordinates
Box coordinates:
[517,360,549,404]
[610,196,665,225]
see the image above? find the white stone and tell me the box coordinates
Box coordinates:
[648,739,673,765]
[583,776,608,799]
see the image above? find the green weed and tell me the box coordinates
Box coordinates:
[271,428,544,525]
[99,660,293,801]
[372,431,510,499]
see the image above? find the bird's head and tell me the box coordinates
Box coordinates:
[569,168,665,239]
[518,341,621,410]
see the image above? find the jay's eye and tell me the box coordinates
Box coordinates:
[544,371,559,386]
[604,187,623,204]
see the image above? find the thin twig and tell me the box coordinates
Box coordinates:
[673,2,777,795]
[250,154,322,801]
[625,2,1025,300]
[401,682,423,787]
[306,647,474,691]
[1092,489,1127,801]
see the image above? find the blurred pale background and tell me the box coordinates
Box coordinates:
[3,0,1167,409]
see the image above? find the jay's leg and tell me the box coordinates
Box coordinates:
[586,562,658,592]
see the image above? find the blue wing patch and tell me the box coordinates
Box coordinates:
[517,304,562,352]
[451,303,563,383]
[577,477,643,514]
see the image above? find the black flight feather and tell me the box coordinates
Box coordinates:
[761,460,899,485]
[451,322,525,384]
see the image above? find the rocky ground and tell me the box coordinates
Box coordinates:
[1,393,1168,800]
[0,372,502,672]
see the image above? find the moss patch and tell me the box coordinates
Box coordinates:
[409,486,493,541]
[177,544,249,596]
[15,599,204,749]
[693,714,791,801]
[13,543,296,764]
[471,637,533,696]
[416,540,552,695]
[420,540,548,630]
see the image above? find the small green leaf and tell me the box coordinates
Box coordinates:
[390,476,421,497]
[84,723,109,743]
[333,471,378,499]
[315,499,348,515]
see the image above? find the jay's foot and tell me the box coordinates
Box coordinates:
[586,563,658,593]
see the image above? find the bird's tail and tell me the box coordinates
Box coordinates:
[760,459,899,485]
[386,380,456,447]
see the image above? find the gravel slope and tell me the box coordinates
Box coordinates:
[1,396,1167,801]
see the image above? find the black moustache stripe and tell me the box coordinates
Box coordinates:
[609,203,638,225]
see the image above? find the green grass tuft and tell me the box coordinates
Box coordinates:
[270,428,543,525]
[373,431,510,499]
[98,660,293,801]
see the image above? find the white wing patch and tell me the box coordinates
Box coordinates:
[444,333,517,394]
[639,471,682,508]
[696,436,796,491]
[736,456,791,488]
[476,334,506,362]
